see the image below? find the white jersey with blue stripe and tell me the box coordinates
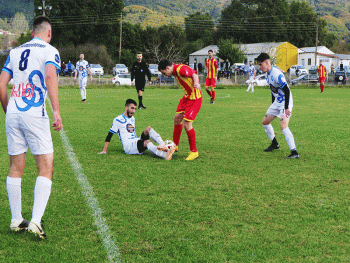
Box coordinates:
[2,37,60,117]
[248,65,255,77]
[76,60,90,79]
[109,114,138,150]
[266,66,293,108]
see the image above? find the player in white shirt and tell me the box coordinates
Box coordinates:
[74,53,92,103]
[245,61,256,93]
[99,99,175,160]
[0,16,63,239]
[256,53,299,159]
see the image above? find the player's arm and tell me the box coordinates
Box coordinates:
[131,62,135,83]
[0,71,11,114]
[99,131,114,154]
[74,67,78,79]
[193,73,201,90]
[145,63,152,83]
[46,64,62,131]
[282,83,291,116]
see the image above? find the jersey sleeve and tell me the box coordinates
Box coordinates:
[277,74,287,87]
[86,61,90,68]
[45,47,61,73]
[109,118,119,134]
[179,65,196,78]
[214,60,218,69]
[2,53,13,77]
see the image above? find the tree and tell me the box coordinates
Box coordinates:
[185,12,214,45]
[34,0,124,59]
[216,38,245,65]
[10,12,29,34]
[216,0,289,44]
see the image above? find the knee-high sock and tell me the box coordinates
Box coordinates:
[321,84,324,92]
[282,127,296,151]
[7,177,22,221]
[138,95,143,106]
[263,124,275,141]
[251,84,254,93]
[147,142,167,159]
[149,128,164,145]
[80,87,86,100]
[173,124,183,146]
[247,84,251,91]
[206,89,212,98]
[186,128,197,152]
[31,176,52,225]
[212,90,216,101]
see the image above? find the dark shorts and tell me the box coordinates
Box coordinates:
[137,132,149,153]
[135,81,145,92]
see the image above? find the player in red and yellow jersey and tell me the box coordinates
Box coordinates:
[317,60,328,93]
[205,50,218,104]
[158,59,202,160]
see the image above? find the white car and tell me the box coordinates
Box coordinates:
[148,64,160,75]
[246,74,268,86]
[90,64,104,76]
[113,64,128,76]
[290,65,308,76]
[112,73,132,86]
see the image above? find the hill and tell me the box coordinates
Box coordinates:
[123,0,350,40]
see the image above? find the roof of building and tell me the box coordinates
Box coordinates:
[300,46,334,54]
[334,54,350,60]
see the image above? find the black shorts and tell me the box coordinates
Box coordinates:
[137,132,149,153]
[135,81,145,92]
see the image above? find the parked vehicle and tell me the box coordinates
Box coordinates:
[148,64,160,75]
[112,73,132,86]
[308,66,317,75]
[113,64,128,76]
[89,64,104,76]
[156,74,175,84]
[334,71,347,85]
[245,74,268,86]
[231,63,245,75]
[334,66,349,73]
[290,74,318,85]
[290,65,308,76]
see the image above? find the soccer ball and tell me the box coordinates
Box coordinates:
[164,140,175,150]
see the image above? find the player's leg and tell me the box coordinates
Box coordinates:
[173,98,186,151]
[211,87,215,104]
[320,80,324,93]
[28,153,53,239]
[251,81,254,93]
[280,115,299,159]
[262,113,279,152]
[183,98,202,160]
[136,82,146,109]
[7,154,29,231]
[142,126,167,151]
[205,78,212,102]
[246,82,251,92]
[143,140,175,160]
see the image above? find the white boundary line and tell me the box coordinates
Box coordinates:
[48,102,121,263]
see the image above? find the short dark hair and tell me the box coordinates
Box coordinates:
[125,99,137,107]
[158,59,172,71]
[33,16,51,31]
[208,50,213,53]
[256,53,270,63]
[137,52,142,55]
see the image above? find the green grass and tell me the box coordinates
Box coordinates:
[1,85,350,262]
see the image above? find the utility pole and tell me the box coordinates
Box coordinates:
[119,13,123,62]
[315,13,319,66]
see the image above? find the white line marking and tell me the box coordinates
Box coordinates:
[48,102,121,263]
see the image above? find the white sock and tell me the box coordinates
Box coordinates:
[263,124,275,141]
[31,176,52,225]
[6,177,22,221]
[147,142,167,159]
[149,128,164,145]
[251,84,254,92]
[247,85,250,91]
[282,127,296,151]
[80,87,86,100]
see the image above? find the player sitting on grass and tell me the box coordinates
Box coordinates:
[98,99,175,160]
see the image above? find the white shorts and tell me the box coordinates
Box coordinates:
[79,77,87,88]
[6,114,53,156]
[248,76,255,83]
[266,103,293,118]
[123,138,143,155]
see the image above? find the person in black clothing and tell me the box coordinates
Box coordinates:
[131,52,152,110]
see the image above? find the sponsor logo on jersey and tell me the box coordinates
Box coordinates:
[126,123,135,133]
[11,83,35,98]
[269,84,277,94]
[55,54,60,63]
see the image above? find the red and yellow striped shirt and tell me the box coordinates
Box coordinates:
[317,65,327,78]
[173,64,202,100]
[206,58,218,79]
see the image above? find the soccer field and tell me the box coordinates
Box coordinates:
[1,86,350,262]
